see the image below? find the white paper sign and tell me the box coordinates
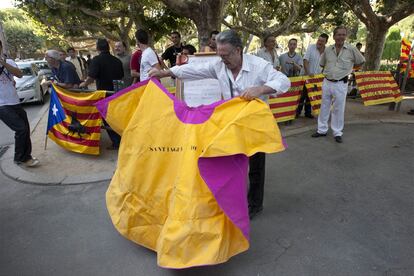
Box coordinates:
[181,55,222,107]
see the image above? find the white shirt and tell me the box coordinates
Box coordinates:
[0,59,20,106]
[303,44,324,75]
[66,56,83,79]
[256,47,280,69]
[170,54,290,101]
[140,47,159,81]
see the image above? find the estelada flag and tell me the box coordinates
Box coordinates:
[269,76,304,122]
[354,71,402,106]
[304,74,324,115]
[400,38,414,78]
[95,79,285,268]
[46,85,106,155]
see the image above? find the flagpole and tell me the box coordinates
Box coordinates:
[44,135,48,150]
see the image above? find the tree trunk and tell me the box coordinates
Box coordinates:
[162,0,226,49]
[364,25,388,70]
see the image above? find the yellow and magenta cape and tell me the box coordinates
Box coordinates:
[96,79,285,268]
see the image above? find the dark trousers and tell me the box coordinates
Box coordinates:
[296,87,312,116]
[0,104,32,162]
[248,152,266,209]
[103,120,121,147]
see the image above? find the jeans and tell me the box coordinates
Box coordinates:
[248,152,266,209]
[0,104,33,162]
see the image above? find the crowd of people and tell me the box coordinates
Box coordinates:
[7,26,413,219]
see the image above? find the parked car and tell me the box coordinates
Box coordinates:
[14,62,49,104]
[34,60,53,80]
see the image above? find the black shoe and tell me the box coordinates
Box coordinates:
[305,114,314,119]
[407,109,414,115]
[249,206,263,220]
[311,132,327,138]
[334,136,343,143]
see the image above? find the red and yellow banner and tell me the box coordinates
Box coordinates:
[304,74,324,115]
[48,85,106,155]
[400,38,414,78]
[269,76,304,122]
[354,71,402,106]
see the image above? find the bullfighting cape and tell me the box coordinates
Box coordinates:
[96,79,285,268]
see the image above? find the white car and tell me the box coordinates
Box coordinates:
[14,62,49,104]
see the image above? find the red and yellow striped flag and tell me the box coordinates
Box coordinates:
[47,85,106,155]
[354,71,402,106]
[400,38,414,78]
[304,74,324,115]
[269,76,304,122]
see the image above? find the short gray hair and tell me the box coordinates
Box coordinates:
[216,29,243,49]
[45,49,60,60]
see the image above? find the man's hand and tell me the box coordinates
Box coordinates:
[79,82,88,88]
[240,86,266,101]
[148,68,172,79]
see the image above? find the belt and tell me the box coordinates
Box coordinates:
[325,76,348,83]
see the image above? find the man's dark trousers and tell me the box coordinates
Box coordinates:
[0,104,32,162]
[248,152,266,210]
[296,86,312,116]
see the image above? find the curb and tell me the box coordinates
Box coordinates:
[0,102,114,186]
[0,157,114,186]
[1,118,413,186]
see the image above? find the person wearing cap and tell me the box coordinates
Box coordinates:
[0,40,40,167]
[44,49,81,89]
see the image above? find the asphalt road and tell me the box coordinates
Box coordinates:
[0,123,413,276]
[0,95,50,147]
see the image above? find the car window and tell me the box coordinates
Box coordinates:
[36,62,50,70]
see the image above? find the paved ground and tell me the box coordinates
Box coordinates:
[1,96,413,185]
[1,123,413,276]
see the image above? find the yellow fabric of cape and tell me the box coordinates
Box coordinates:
[102,80,285,268]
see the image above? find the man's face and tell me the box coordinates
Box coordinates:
[59,51,66,61]
[210,34,217,49]
[333,28,347,45]
[114,42,125,55]
[356,44,362,51]
[288,40,297,52]
[316,36,327,50]
[68,49,76,58]
[217,43,242,70]
[264,36,276,50]
[45,55,57,68]
[171,34,181,46]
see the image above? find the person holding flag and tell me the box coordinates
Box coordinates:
[0,40,39,167]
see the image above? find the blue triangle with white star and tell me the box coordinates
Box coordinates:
[46,86,66,134]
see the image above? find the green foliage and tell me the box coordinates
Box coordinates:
[387,27,402,41]
[382,27,402,61]
[379,63,398,71]
[382,40,402,61]
[3,19,43,58]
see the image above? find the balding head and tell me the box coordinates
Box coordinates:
[45,50,60,60]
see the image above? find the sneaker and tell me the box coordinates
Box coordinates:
[334,136,343,143]
[21,157,40,167]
